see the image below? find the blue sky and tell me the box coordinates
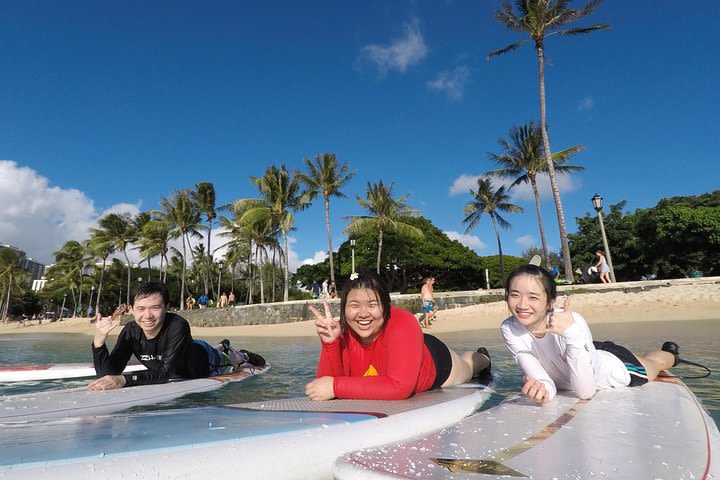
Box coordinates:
[2,1,719,269]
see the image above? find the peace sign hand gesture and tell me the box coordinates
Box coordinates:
[531,296,575,337]
[309,297,341,344]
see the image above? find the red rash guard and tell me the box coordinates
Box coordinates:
[316,307,437,400]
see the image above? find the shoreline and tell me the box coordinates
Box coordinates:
[2,282,718,338]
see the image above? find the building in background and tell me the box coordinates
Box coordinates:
[0,243,47,284]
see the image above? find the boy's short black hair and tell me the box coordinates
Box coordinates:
[132,282,170,306]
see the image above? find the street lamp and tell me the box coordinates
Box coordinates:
[350,239,356,275]
[60,293,67,320]
[591,194,616,282]
[218,260,224,298]
[88,285,95,314]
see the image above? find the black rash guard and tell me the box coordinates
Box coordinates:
[92,312,209,387]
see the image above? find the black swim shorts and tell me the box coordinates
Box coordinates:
[593,340,648,387]
[424,334,453,390]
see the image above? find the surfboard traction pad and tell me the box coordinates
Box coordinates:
[231,387,485,417]
[335,377,720,479]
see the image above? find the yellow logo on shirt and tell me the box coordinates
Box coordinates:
[363,364,378,376]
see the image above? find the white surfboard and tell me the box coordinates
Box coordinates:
[334,375,720,479]
[0,365,270,423]
[0,385,490,480]
[0,363,147,382]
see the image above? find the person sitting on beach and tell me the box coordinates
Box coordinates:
[305,272,491,401]
[89,282,265,391]
[500,264,680,403]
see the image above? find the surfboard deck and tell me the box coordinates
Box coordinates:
[0,363,147,382]
[0,365,270,423]
[0,385,490,479]
[334,376,720,479]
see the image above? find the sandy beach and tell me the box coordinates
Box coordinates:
[2,282,718,338]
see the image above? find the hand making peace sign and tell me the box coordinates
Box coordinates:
[308,297,341,344]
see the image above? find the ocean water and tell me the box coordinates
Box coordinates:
[0,319,717,428]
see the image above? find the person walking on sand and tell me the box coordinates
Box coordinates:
[419,277,438,329]
[595,250,611,283]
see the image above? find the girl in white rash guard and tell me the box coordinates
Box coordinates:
[500,265,679,403]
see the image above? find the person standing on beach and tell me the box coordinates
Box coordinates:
[89,282,265,391]
[501,264,681,403]
[311,281,321,299]
[322,279,330,299]
[419,277,438,329]
[228,291,236,307]
[595,250,611,283]
[219,292,228,308]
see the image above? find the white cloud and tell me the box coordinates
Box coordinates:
[0,161,99,264]
[577,97,594,111]
[426,65,470,101]
[515,235,535,247]
[302,250,328,266]
[448,174,480,196]
[444,230,486,251]
[359,17,428,76]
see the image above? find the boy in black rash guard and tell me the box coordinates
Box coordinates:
[89,282,264,391]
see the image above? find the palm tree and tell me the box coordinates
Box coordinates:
[158,191,204,309]
[52,240,90,316]
[190,182,217,295]
[95,213,137,304]
[137,219,172,283]
[487,122,584,269]
[298,153,355,283]
[0,247,26,321]
[86,229,115,314]
[345,180,423,274]
[462,177,524,284]
[488,0,609,281]
[235,165,310,302]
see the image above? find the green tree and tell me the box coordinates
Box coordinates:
[0,247,27,321]
[95,212,137,304]
[86,228,115,314]
[487,121,584,268]
[137,219,172,283]
[298,153,355,284]
[345,180,423,274]
[190,182,217,295]
[52,240,91,315]
[158,190,204,309]
[462,177,524,284]
[489,0,609,282]
[235,165,310,302]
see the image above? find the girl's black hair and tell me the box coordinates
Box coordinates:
[504,264,557,307]
[132,282,170,306]
[339,272,392,332]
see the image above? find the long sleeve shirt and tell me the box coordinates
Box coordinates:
[501,310,629,400]
[317,307,436,400]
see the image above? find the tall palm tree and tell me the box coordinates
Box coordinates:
[345,180,423,274]
[96,213,137,304]
[298,153,356,283]
[0,247,26,321]
[235,165,310,302]
[462,177,524,284]
[137,219,172,283]
[487,122,585,269]
[158,191,204,309]
[131,212,152,276]
[86,229,114,314]
[489,0,609,281]
[52,240,90,316]
[190,182,217,295]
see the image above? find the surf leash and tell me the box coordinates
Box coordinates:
[676,358,712,379]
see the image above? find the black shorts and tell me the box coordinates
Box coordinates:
[593,340,648,387]
[424,334,453,390]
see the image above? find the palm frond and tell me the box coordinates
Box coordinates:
[487,40,528,59]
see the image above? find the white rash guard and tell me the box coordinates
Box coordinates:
[501,310,631,400]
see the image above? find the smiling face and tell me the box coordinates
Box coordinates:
[131,293,167,339]
[506,274,555,333]
[343,287,386,345]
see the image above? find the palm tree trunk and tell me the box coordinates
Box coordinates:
[96,259,107,314]
[180,235,187,310]
[376,229,384,274]
[123,249,132,304]
[204,221,212,296]
[247,248,254,305]
[282,232,289,302]
[491,214,505,285]
[536,41,574,282]
[530,178,551,269]
[271,248,276,303]
[324,194,335,283]
[257,246,265,304]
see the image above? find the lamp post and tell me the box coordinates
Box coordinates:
[350,240,356,275]
[88,285,95,314]
[60,293,67,320]
[591,194,616,282]
[218,260,224,299]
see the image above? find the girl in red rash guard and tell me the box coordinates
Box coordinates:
[305,272,492,401]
